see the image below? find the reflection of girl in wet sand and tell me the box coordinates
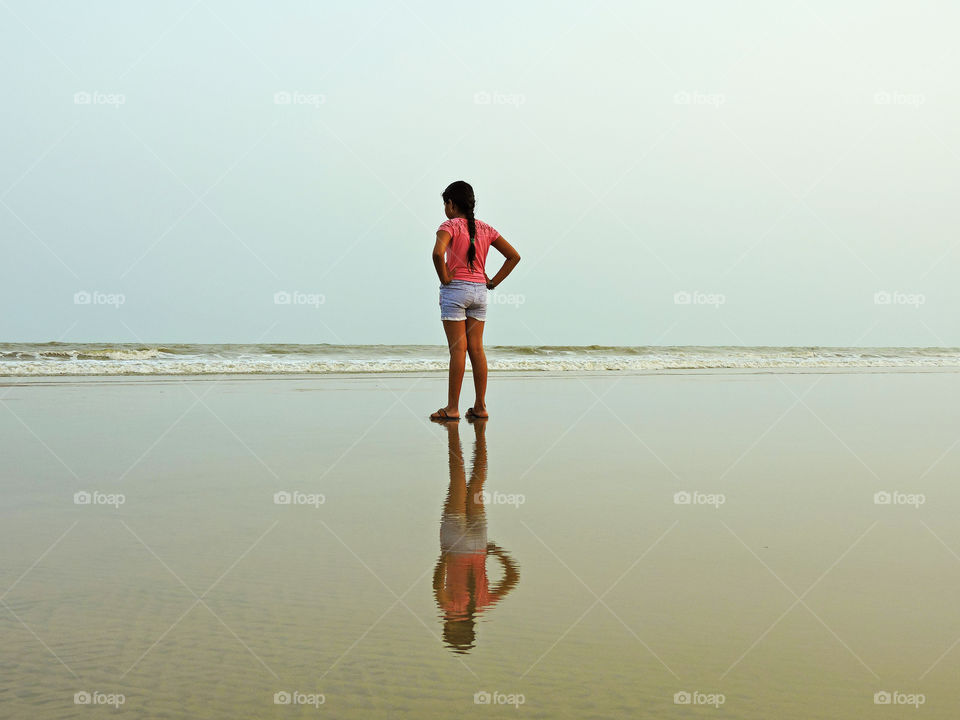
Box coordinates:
[433,419,519,654]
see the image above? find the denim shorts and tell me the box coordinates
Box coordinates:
[439,280,487,321]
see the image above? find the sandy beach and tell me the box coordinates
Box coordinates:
[3,369,960,718]
[5,0,958,715]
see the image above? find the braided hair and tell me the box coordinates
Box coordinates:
[441,181,478,269]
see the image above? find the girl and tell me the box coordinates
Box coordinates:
[430,181,521,421]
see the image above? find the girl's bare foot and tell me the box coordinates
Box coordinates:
[465,406,489,419]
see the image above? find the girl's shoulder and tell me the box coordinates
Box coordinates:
[438,217,460,234]
[440,217,498,236]
[477,219,499,238]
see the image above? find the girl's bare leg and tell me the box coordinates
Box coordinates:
[441,320,467,416]
[442,423,466,514]
[466,418,487,517]
[465,317,487,415]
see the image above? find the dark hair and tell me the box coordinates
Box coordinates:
[441,180,477,269]
[442,618,476,654]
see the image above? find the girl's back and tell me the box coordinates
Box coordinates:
[438,217,500,284]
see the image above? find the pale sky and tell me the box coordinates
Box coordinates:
[2,1,958,347]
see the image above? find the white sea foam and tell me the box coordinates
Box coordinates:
[2,344,959,376]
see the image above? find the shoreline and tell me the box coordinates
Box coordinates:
[3,364,960,386]
[4,344,960,378]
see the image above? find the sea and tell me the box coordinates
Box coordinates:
[2,343,959,376]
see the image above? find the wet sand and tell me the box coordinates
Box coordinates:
[3,370,960,718]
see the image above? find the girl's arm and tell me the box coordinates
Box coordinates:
[485,236,521,289]
[432,230,454,284]
[486,543,520,603]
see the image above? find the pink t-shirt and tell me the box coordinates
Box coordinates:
[438,217,500,283]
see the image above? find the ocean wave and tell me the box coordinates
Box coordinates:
[1,344,960,376]
[1,347,168,361]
